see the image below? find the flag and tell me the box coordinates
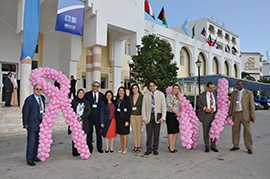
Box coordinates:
[225,44,230,52]
[208,34,212,43]
[201,28,206,37]
[232,46,238,52]
[55,0,85,36]
[191,24,195,38]
[20,0,40,61]
[206,37,212,46]
[145,0,155,19]
[212,37,217,47]
[158,7,168,26]
[181,19,189,36]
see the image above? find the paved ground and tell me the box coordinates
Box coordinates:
[0,110,270,179]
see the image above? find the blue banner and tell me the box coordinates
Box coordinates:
[55,0,85,36]
[20,0,40,61]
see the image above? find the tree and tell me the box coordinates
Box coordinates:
[131,34,178,93]
[241,72,256,81]
[258,77,270,84]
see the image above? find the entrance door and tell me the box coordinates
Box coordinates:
[0,63,17,102]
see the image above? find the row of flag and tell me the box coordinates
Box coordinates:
[145,0,238,52]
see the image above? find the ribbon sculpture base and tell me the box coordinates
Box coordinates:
[29,67,90,161]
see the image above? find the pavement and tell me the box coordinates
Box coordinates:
[0,110,270,179]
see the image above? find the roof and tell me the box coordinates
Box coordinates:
[178,74,270,91]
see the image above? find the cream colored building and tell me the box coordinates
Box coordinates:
[241,52,263,81]
[0,0,247,103]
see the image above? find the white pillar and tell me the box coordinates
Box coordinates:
[20,56,32,106]
[86,48,92,91]
[113,65,122,95]
[92,45,102,83]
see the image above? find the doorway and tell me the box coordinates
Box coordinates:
[0,63,17,102]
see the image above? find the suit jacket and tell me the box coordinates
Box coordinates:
[142,90,167,124]
[229,89,255,122]
[4,77,13,93]
[71,99,91,133]
[115,97,131,122]
[70,79,77,92]
[197,91,217,122]
[22,94,45,131]
[100,101,116,124]
[84,91,104,124]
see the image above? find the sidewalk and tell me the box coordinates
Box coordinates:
[0,110,269,179]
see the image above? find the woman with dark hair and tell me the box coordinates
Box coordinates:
[129,84,144,153]
[115,86,131,154]
[100,90,116,153]
[69,89,91,156]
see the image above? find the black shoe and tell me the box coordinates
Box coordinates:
[247,149,253,154]
[144,150,152,155]
[110,150,114,153]
[72,153,80,157]
[33,158,41,162]
[230,147,240,151]
[174,149,178,152]
[105,150,109,153]
[98,149,104,153]
[205,147,209,153]
[27,162,36,166]
[89,148,93,153]
[168,147,175,153]
[153,151,159,155]
[211,148,219,152]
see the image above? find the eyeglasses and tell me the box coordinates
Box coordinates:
[149,85,156,87]
[35,88,43,91]
[93,85,100,88]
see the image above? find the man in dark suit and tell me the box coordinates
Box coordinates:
[68,75,77,99]
[22,84,45,166]
[198,82,219,153]
[84,81,104,153]
[4,72,13,106]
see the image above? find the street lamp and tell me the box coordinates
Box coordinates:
[128,58,134,89]
[195,58,202,94]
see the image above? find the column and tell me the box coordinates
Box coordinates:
[20,56,32,106]
[86,47,92,91]
[113,66,122,95]
[92,45,102,83]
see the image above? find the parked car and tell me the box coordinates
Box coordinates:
[255,102,263,110]
[254,96,270,110]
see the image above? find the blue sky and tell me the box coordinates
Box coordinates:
[145,0,270,60]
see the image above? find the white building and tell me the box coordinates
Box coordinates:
[241,52,263,80]
[0,0,245,104]
[263,60,270,78]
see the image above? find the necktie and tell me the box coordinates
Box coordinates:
[94,93,97,103]
[38,97,43,120]
[236,91,240,110]
[151,93,155,112]
[210,93,214,113]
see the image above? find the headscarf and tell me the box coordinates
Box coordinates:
[75,89,85,103]
[11,74,17,87]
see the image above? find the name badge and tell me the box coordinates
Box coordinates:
[211,105,215,109]
[40,110,44,114]
[117,108,121,112]
[152,104,155,108]
[93,104,97,108]
[124,108,127,112]
[132,107,137,111]
[236,101,240,104]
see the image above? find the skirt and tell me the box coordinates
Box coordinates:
[166,112,180,134]
[116,114,130,135]
[102,118,116,138]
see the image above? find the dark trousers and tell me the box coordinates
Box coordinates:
[146,113,161,152]
[202,113,216,148]
[5,92,12,106]
[26,130,39,163]
[68,91,75,99]
[72,140,79,156]
[87,118,102,152]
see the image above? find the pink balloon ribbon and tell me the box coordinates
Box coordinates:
[29,67,90,161]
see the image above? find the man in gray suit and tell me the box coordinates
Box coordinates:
[198,82,219,153]
[4,72,13,106]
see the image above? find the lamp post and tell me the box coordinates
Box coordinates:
[195,58,202,94]
[128,59,134,89]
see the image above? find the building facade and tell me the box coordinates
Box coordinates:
[241,52,263,81]
[0,0,245,104]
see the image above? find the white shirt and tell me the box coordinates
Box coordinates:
[33,94,44,112]
[92,91,99,103]
[206,91,216,112]
[235,88,244,112]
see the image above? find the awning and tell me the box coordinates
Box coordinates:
[178,75,270,91]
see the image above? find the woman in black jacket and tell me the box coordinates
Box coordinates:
[115,86,131,154]
[69,89,91,156]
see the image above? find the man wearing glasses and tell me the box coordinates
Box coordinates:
[22,85,45,166]
[85,81,104,153]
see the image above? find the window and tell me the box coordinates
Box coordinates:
[125,43,130,55]
[217,42,223,50]
[208,24,215,34]
[101,77,108,89]
[82,75,86,88]
[32,61,38,70]
[180,50,185,66]
[217,29,223,38]
[2,64,16,72]
[232,37,236,45]
[225,33,230,41]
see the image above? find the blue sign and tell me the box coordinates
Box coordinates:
[55,0,85,36]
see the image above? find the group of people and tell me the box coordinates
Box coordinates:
[4,72,18,106]
[22,79,255,166]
